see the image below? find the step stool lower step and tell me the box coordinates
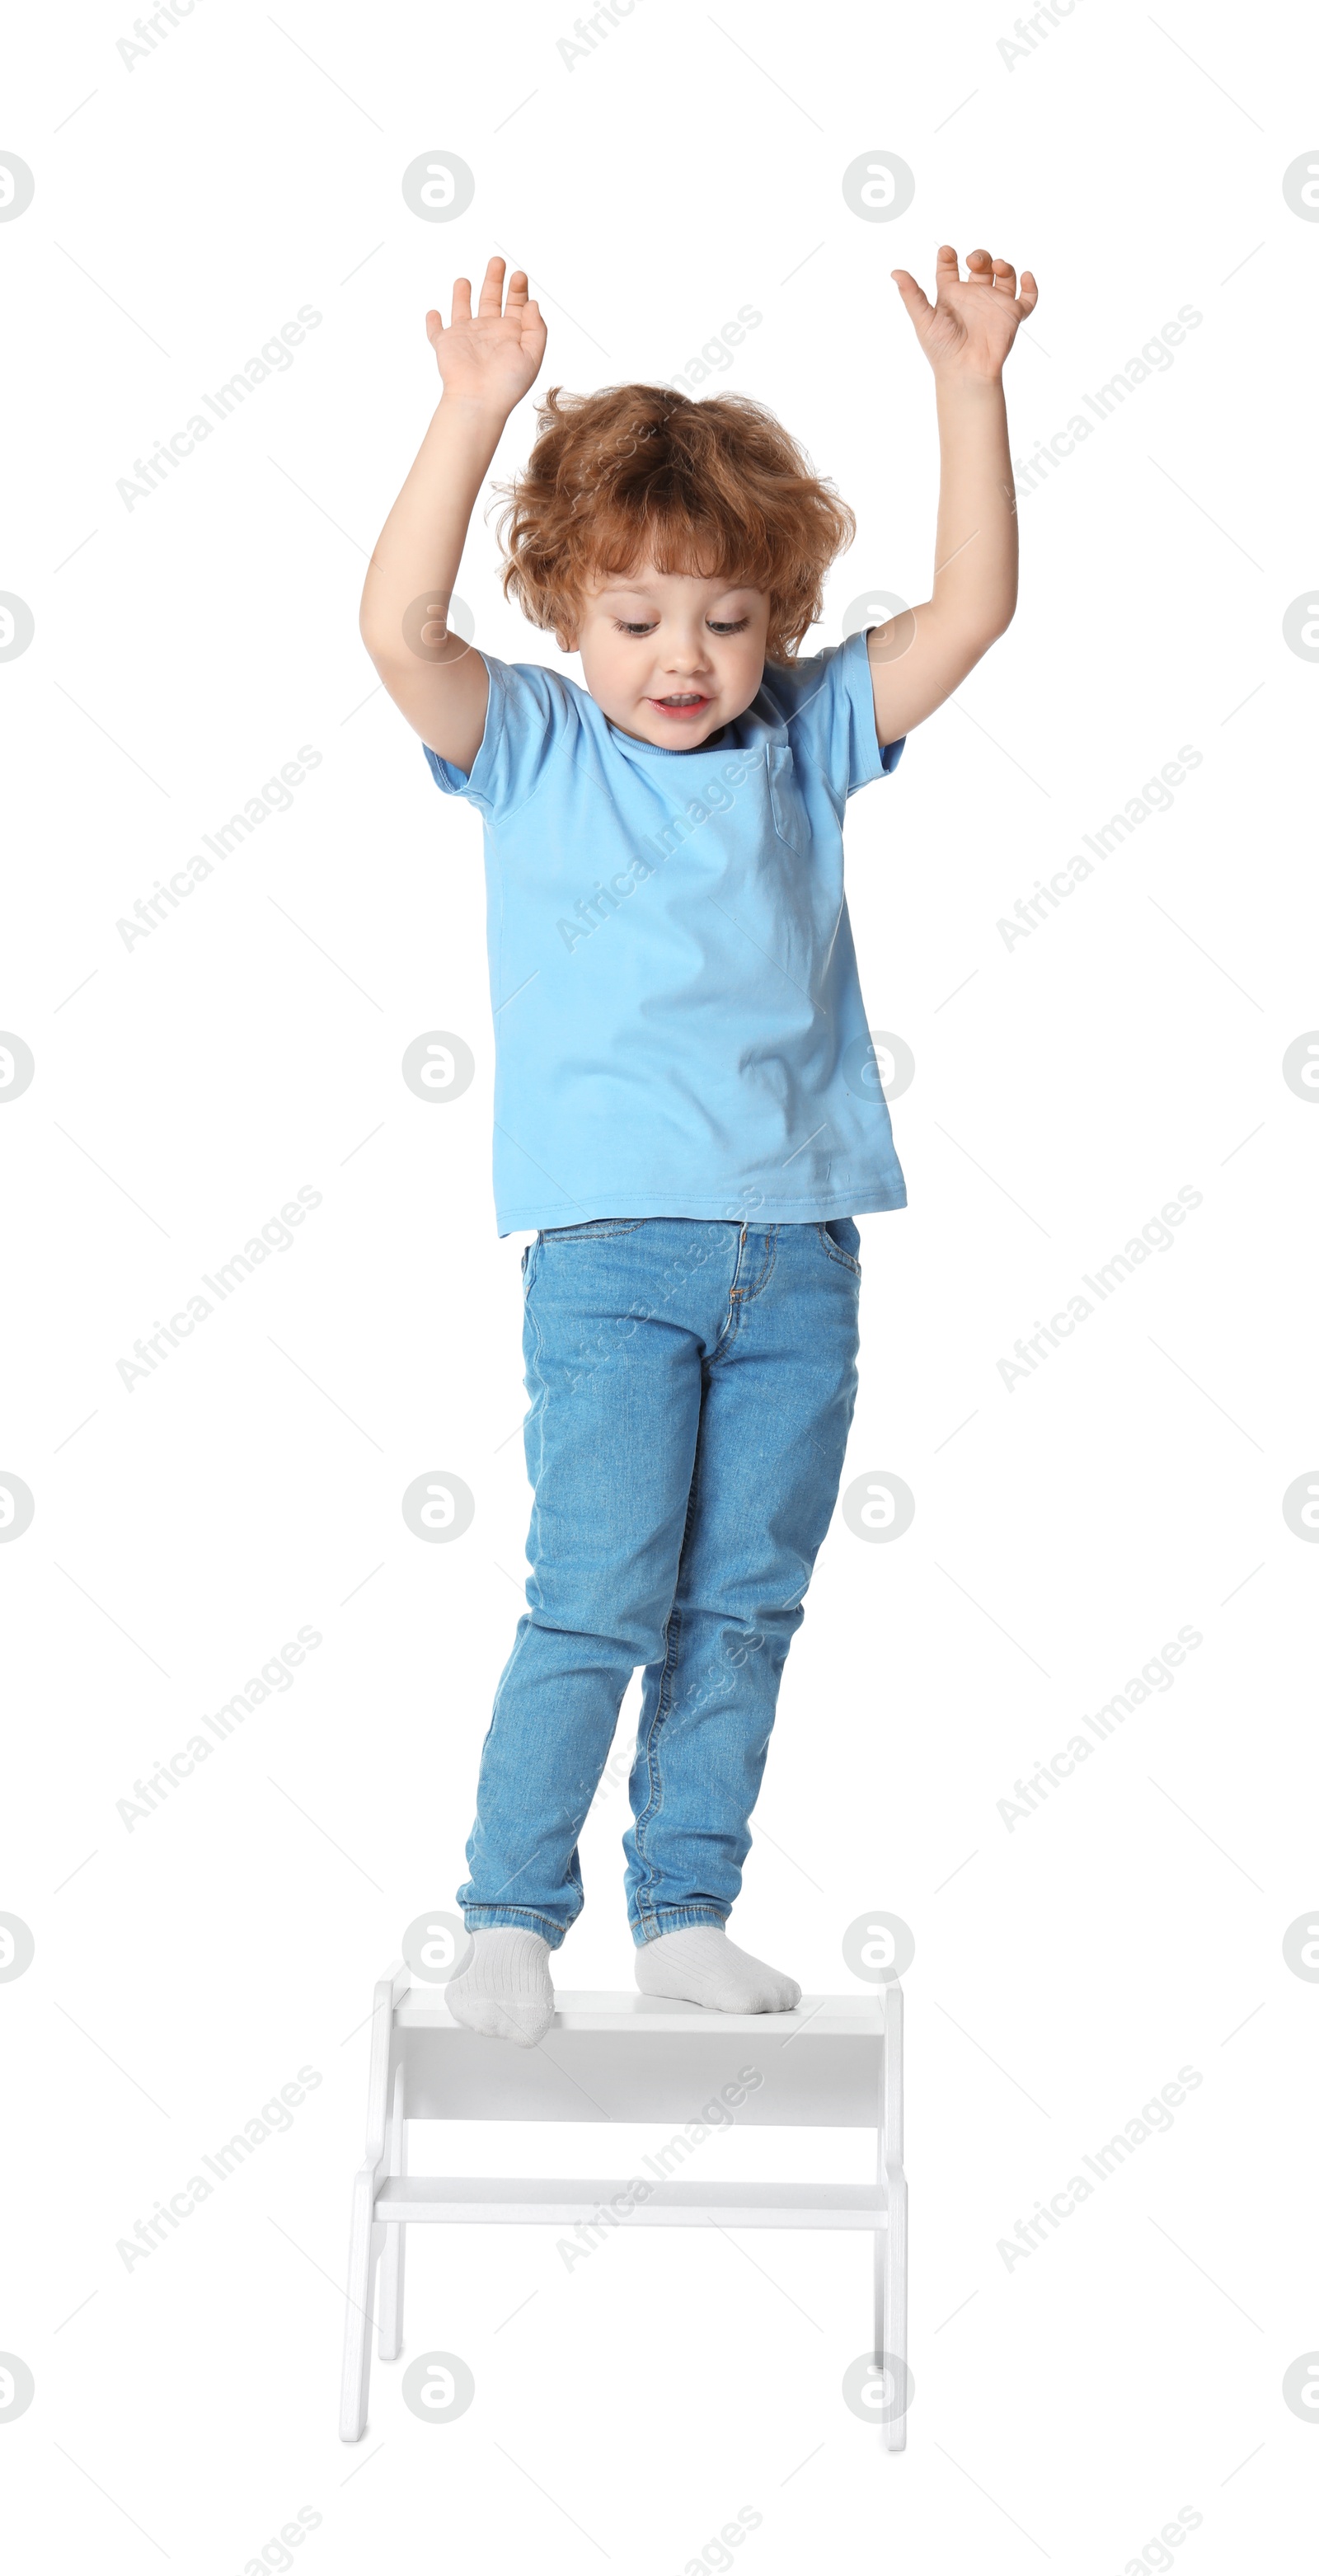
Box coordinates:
[373,2177,886,2229]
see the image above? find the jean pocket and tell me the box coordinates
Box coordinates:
[815,1217,861,1276]
[539,1218,646,1243]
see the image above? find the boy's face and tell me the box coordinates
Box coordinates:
[564,561,770,749]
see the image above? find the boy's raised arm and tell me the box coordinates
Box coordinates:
[359,256,546,773]
[868,245,1037,748]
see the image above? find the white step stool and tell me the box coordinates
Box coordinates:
[340,1968,908,2448]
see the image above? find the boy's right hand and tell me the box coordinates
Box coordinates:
[360,254,544,774]
[425,256,546,413]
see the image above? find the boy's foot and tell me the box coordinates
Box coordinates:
[446,1927,555,2046]
[634,1926,800,2014]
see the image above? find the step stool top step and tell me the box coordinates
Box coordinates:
[392,1987,887,2036]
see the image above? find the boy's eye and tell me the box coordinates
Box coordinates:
[610,616,750,636]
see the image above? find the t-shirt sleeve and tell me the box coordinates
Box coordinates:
[421,652,583,820]
[766,626,904,800]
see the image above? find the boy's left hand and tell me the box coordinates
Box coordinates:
[891,245,1038,382]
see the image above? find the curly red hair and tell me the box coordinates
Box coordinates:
[493,382,856,664]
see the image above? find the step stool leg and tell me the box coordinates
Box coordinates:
[340,2173,382,2442]
[881,2170,908,2453]
[378,2062,406,2362]
[879,1982,908,2452]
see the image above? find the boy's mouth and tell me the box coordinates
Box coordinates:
[649,692,712,721]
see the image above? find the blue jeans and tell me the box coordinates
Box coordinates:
[458,1216,862,1947]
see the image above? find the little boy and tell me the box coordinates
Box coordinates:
[361,245,1036,2043]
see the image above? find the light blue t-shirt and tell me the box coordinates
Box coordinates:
[424,624,908,1235]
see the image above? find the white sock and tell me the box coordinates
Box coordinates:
[634,1926,800,2014]
[446,1927,555,2047]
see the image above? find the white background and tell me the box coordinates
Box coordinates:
[2,0,1318,2567]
